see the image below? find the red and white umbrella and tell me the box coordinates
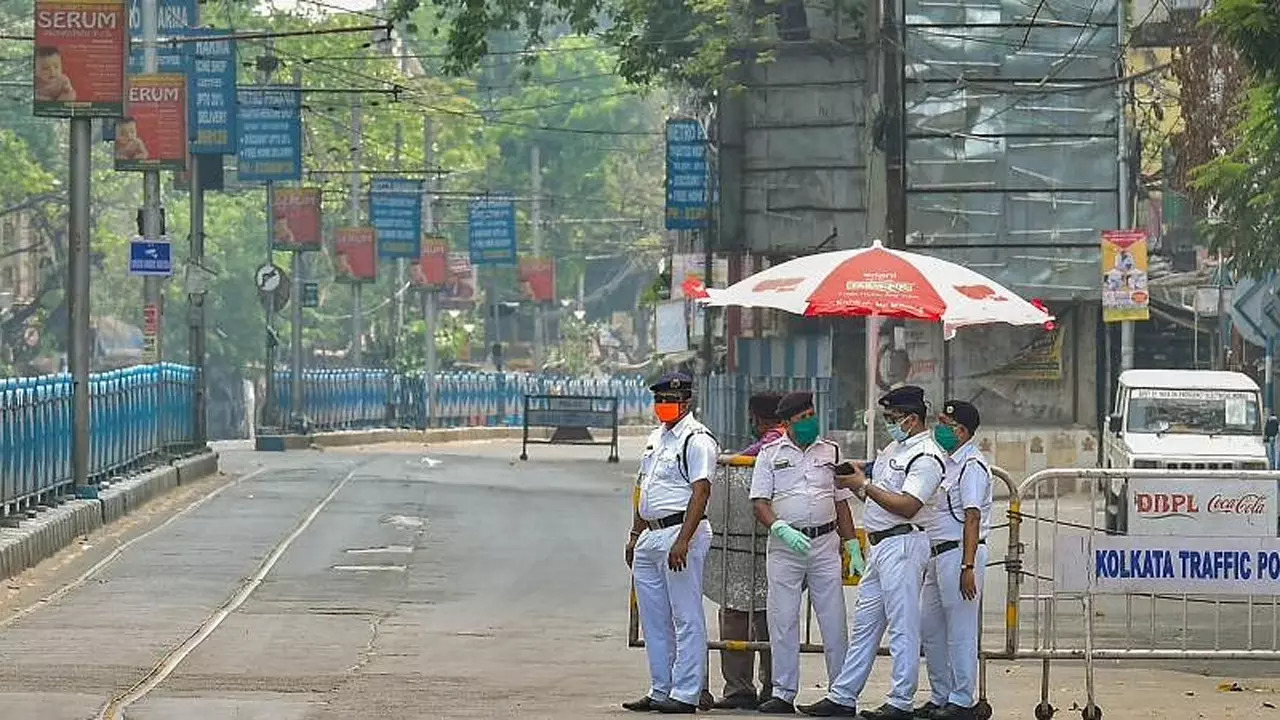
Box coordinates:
[702,240,1052,338]
[701,240,1053,458]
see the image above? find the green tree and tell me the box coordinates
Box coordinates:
[1188,0,1280,274]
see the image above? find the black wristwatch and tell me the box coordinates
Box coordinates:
[962,563,975,570]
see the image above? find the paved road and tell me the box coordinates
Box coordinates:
[0,439,1276,720]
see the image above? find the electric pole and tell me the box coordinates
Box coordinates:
[261,40,278,428]
[531,145,544,369]
[189,127,207,445]
[1117,0,1135,372]
[350,102,363,366]
[393,120,405,365]
[289,67,305,429]
[422,117,438,426]
[141,0,163,366]
[68,106,91,496]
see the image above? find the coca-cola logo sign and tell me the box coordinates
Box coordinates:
[1206,493,1268,515]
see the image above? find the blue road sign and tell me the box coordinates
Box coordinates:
[127,0,198,74]
[186,30,237,155]
[468,197,517,265]
[370,179,424,259]
[665,118,708,230]
[129,238,173,277]
[236,86,302,182]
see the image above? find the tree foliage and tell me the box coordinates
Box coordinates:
[1186,0,1280,275]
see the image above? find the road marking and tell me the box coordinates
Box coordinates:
[331,564,407,572]
[0,464,269,632]
[96,462,365,720]
[345,545,414,555]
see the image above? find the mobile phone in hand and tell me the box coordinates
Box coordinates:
[834,460,859,475]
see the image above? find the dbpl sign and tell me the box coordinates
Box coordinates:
[1128,478,1276,537]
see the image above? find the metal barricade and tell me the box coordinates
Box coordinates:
[627,456,1019,718]
[1011,467,1280,720]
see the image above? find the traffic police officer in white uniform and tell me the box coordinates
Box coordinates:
[917,400,992,720]
[801,386,944,719]
[624,372,720,714]
[749,391,861,714]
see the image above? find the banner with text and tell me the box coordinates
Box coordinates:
[468,197,517,265]
[236,85,301,182]
[273,188,323,251]
[411,239,449,288]
[441,252,478,308]
[186,29,236,154]
[127,0,195,73]
[519,257,556,303]
[370,178,424,259]
[33,0,127,118]
[1056,534,1280,596]
[1126,477,1276,537]
[1102,229,1150,323]
[665,117,708,230]
[116,73,187,172]
[333,227,377,284]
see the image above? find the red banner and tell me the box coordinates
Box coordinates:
[412,239,449,288]
[33,0,126,117]
[519,257,556,303]
[115,73,188,172]
[442,251,478,308]
[333,227,377,284]
[273,188,323,251]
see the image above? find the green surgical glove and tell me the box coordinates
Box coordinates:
[770,521,811,555]
[845,538,865,577]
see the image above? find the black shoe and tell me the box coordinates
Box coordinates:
[758,698,797,714]
[860,704,915,720]
[699,691,715,711]
[760,689,775,705]
[623,696,658,712]
[715,693,761,710]
[653,698,698,714]
[932,704,976,720]
[797,698,859,717]
[913,702,943,719]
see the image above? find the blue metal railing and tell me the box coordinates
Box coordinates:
[0,363,198,510]
[274,370,655,431]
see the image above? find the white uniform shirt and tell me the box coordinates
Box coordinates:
[924,440,993,542]
[862,431,945,533]
[638,413,720,521]
[748,435,853,528]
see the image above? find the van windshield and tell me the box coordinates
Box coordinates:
[1126,388,1260,435]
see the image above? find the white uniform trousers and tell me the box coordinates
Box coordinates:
[633,520,713,705]
[921,543,988,708]
[766,530,848,703]
[827,530,930,711]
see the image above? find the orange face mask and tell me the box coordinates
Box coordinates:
[654,402,684,423]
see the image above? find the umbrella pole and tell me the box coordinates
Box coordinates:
[865,314,880,461]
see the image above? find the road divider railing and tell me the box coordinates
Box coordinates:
[274,370,654,431]
[0,363,197,516]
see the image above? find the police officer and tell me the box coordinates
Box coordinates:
[800,385,944,719]
[917,401,992,720]
[702,391,784,711]
[748,391,859,714]
[624,372,720,714]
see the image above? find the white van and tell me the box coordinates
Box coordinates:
[1103,369,1278,533]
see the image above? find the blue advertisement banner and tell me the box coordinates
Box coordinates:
[236,86,302,183]
[664,117,708,230]
[468,197,517,265]
[186,29,236,155]
[370,178,424,259]
[127,0,197,74]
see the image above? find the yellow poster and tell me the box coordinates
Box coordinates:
[1102,230,1150,323]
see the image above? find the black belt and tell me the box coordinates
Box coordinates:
[794,521,836,539]
[931,538,985,557]
[867,523,922,546]
[648,512,691,530]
